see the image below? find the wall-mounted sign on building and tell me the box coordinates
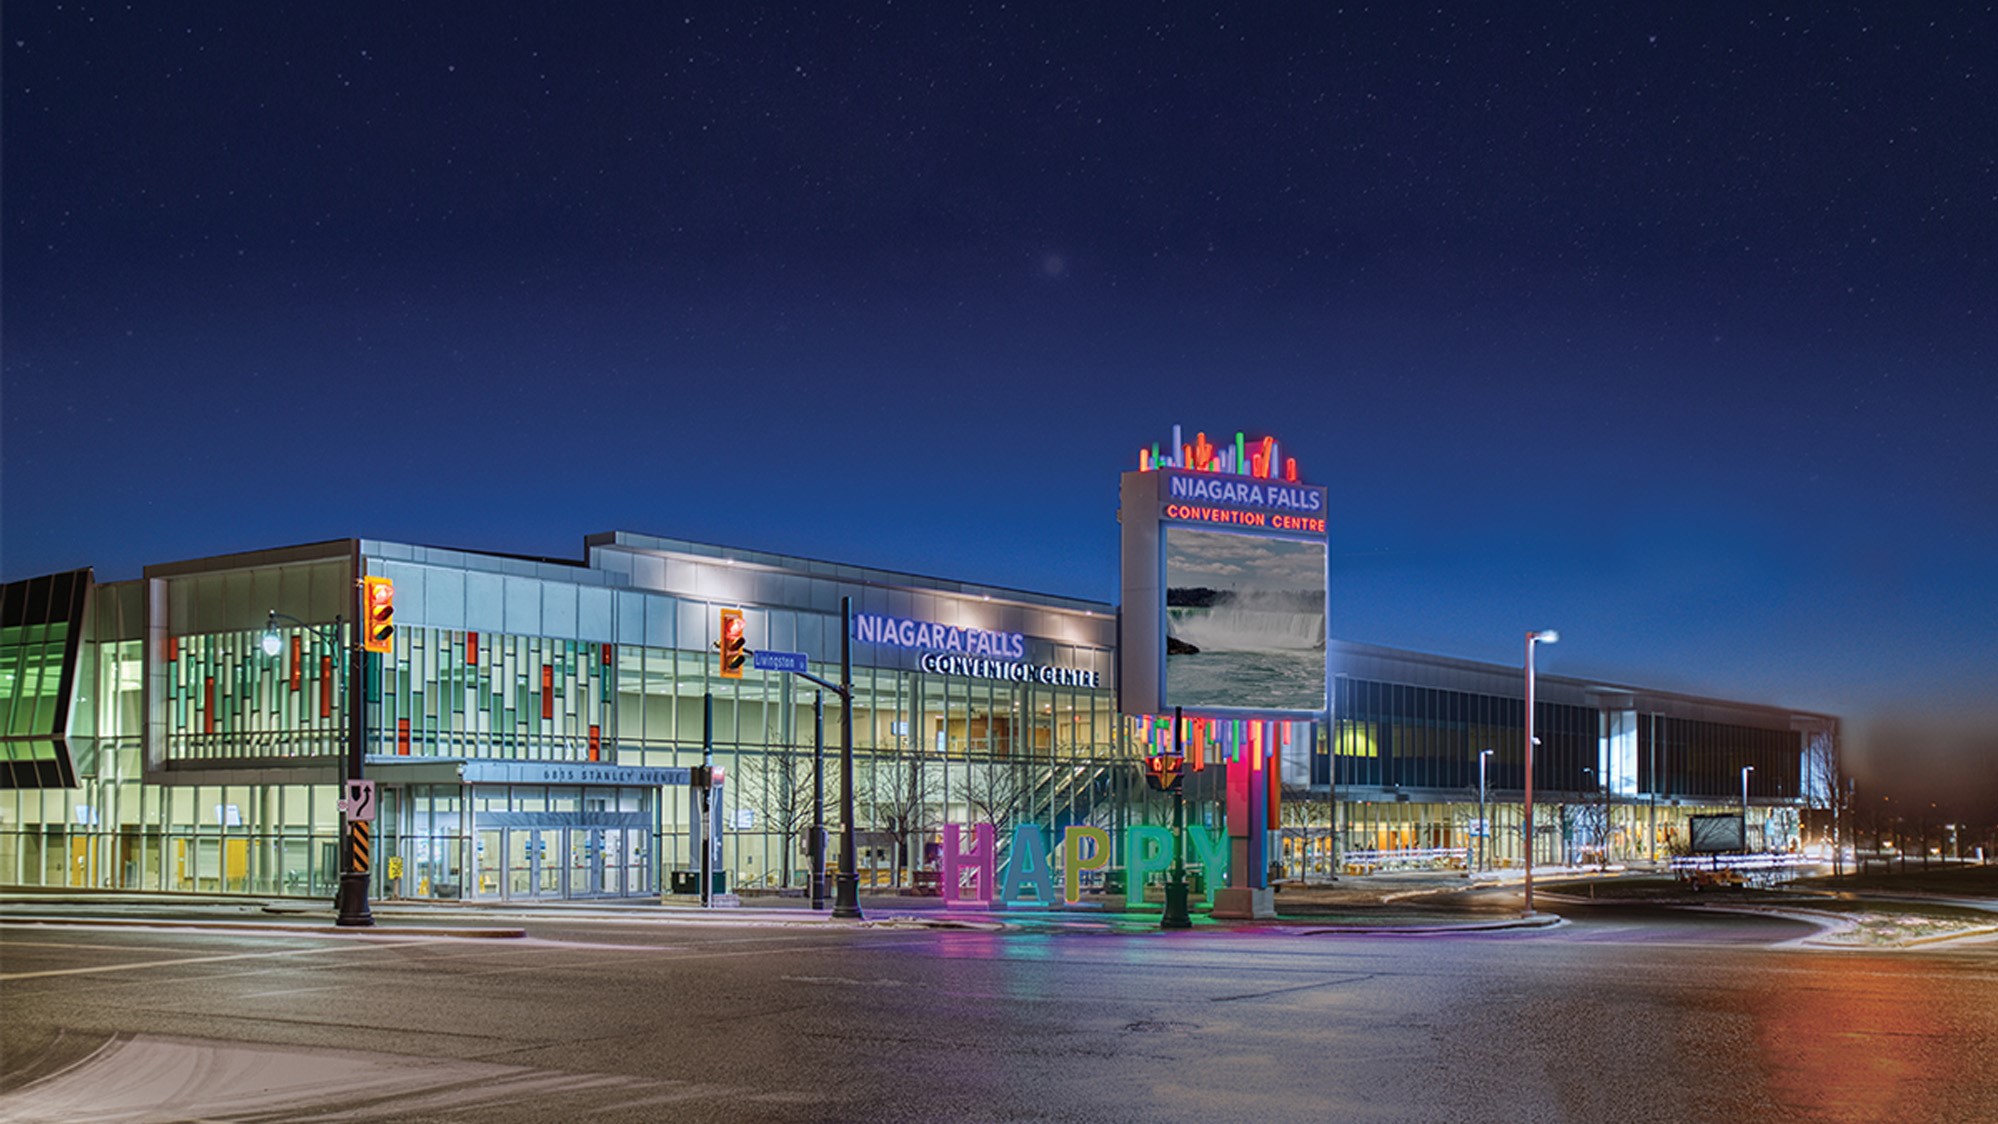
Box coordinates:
[852,612,1024,659]
[853,611,1095,686]
[917,652,1100,688]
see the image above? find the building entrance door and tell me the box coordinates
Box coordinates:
[573,828,622,897]
[573,828,599,897]
[474,830,502,898]
[461,783,657,900]
[596,828,623,896]
[507,828,563,899]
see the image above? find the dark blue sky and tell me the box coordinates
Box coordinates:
[5,4,1993,816]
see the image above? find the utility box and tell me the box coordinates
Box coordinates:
[670,870,727,895]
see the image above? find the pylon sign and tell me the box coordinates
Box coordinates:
[363,577,395,654]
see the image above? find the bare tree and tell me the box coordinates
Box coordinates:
[745,750,817,889]
[962,758,1029,832]
[865,751,938,886]
[1562,800,1612,868]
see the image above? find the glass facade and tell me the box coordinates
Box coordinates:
[0,535,1836,899]
[163,624,348,764]
[375,627,610,761]
[1275,669,1826,876]
[0,569,90,788]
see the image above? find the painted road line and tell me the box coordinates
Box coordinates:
[0,940,432,981]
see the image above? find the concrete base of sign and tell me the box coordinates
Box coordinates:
[1210,886,1276,920]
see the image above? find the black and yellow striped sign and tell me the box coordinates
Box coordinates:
[350,820,372,874]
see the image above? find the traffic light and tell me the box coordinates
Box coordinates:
[692,764,726,789]
[717,608,747,679]
[362,577,395,654]
[1143,754,1184,792]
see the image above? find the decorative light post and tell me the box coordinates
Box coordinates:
[1523,629,1558,916]
[264,607,372,927]
[1477,748,1494,873]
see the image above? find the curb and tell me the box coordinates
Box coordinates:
[1902,923,1998,948]
[1677,903,1998,951]
[1292,912,1564,936]
[0,915,527,939]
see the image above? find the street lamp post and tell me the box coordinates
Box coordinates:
[1477,749,1494,873]
[264,607,372,927]
[831,597,861,919]
[1161,706,1192,930]
[1523,629,1558,916]
[1740,765,1755,852]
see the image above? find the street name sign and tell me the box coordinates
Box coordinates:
[752,650,810,673]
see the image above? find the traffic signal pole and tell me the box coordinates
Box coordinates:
[336,558,374,927]
[758,599,858,921]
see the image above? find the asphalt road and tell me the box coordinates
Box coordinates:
[3,903,1995,1123]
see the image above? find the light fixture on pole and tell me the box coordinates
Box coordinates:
[1523,629,1558,916]
[1477,749,1494,873]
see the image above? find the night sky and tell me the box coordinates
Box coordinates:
[5,5,1994,820]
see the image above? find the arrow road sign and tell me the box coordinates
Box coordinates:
[340,780,377,822]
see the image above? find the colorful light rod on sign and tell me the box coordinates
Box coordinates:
[853,612,1025,659]
[1123,713,1298,772]
[1138,425,1299,482]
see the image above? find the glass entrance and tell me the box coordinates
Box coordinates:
[572,828,597,897]
[574,828,621,897]
[461,783,656,900]
[508,828,563,899]
[535,829,563,896]
[475,830,503,898]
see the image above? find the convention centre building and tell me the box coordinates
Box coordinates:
[0,530,1838,901]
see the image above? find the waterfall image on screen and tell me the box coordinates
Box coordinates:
[1164,528,1327,711]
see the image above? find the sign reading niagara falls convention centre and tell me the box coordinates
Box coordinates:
[852,612,1101,688]
[1159,472,1328,536]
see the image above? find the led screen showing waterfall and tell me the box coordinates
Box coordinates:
[1163,528,1327,711]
